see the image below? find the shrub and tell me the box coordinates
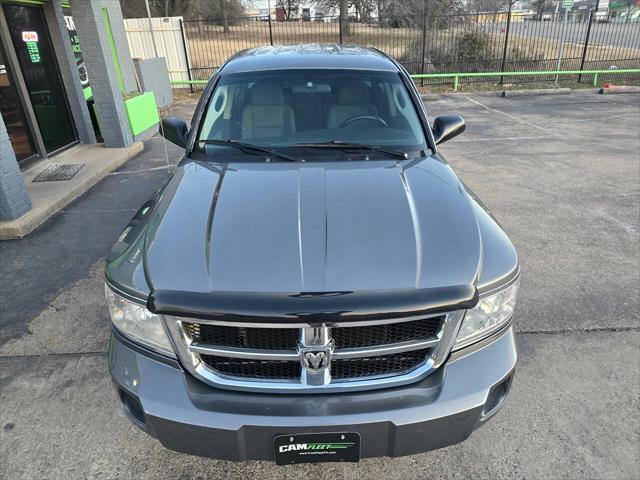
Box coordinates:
[429,30,495,72]
[400,29,499,74]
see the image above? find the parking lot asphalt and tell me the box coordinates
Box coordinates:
[0,90,638,479]
[485,21,640,51]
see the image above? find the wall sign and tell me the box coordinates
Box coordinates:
[22,31,41,63]
[64,14,91,95]
[21,31,38,42]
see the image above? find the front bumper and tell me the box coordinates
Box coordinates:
[109,325,517,461]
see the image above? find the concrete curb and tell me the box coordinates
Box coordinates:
[0,142,144,240]
[501,88,572,97]
[420,93,441,101]
[598,86,640,94]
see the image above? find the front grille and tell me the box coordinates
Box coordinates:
[184,322,299,350]
[183,317,443,351]
[200,355,301,379]
[171,311,461,392]
[331,348,431,380]
[332,317,444,349]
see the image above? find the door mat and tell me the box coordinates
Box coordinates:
[33,163,84,182]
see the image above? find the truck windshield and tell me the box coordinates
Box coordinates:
[196,69,428,159]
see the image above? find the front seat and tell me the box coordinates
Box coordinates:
[327,82,379,128]
[241,82,296,140]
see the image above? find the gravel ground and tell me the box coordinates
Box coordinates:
[1,90,638,480]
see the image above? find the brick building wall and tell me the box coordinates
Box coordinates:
[0,117,32,221]
[70,0,135,148]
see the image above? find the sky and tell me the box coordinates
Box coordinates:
[248,0,278,9]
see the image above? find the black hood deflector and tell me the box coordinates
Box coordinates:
[147,285,478,323]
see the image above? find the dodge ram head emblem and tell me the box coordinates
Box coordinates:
[301,349,330,372]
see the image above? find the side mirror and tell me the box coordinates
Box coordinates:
[432,115,466,145]
[160,117,189,148]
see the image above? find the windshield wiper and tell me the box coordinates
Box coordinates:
[290,141,408,160]
[198,139,298,162]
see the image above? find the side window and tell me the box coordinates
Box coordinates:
[201,85,228,139]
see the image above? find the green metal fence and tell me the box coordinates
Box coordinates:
[410,68,640,91]
[177,11,640,89]
[170,68,640,91]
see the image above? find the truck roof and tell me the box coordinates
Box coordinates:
[220,44,400,75]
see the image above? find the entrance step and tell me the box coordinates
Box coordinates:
[0,142,143,239]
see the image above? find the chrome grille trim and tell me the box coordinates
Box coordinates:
[331,337,440,359]
[189,335,440,361]
[166,311,450,328]
[189,344,299,360]
[163,310,465,393]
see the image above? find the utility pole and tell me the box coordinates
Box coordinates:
[554,0,572,86]
[144,0,159,57]
[577,0,600,83]
[420,0,427,84]
[267,0,273,45]
[500,2,513,84]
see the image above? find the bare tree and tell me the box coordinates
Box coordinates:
[219,0,230,31]
[620,0,635,22]
[119,0,247,21]
[527,0,555,19]
[352,0,377,20]
[340,0,350,35]
[467,0,515,13]
[276,0,300,19]
[375,0,464,21]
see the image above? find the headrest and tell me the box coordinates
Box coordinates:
[250,82,284,105]
[338,82,370,105]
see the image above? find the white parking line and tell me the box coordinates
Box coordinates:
[109,165,174,175]
[570,113,640,123]
[452,135,548,142]
[463,96,557,136]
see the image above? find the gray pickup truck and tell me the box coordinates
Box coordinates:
[105,45,519,465]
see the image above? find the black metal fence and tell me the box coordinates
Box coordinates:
[179,11,640,89]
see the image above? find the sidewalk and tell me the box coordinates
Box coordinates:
[0,142,143,239]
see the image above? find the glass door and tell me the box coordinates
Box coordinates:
[0,38,36,163]
[3,3,77,154]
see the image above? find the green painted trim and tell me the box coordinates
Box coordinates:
[102,7,125,94]
[83,86,92,101]
[124,92,159,136]
[411,68,640,91]
[0,0,46,5]
[411,69,640,79]
[170,80,209,85]
[0,1,71,6]
[170,68,640,89]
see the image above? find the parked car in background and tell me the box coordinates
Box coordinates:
[105,44,520,465]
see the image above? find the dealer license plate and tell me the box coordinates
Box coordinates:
[273,432,361,465]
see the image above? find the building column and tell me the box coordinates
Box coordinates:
[69,0,134,148]
[0,116,31,221]
[102,0,138,94]
[43,0,96,145]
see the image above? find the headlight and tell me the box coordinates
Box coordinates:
[454,278,519,350]
[105,285,175,357]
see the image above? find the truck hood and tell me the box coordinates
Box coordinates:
[143,156,483,318]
